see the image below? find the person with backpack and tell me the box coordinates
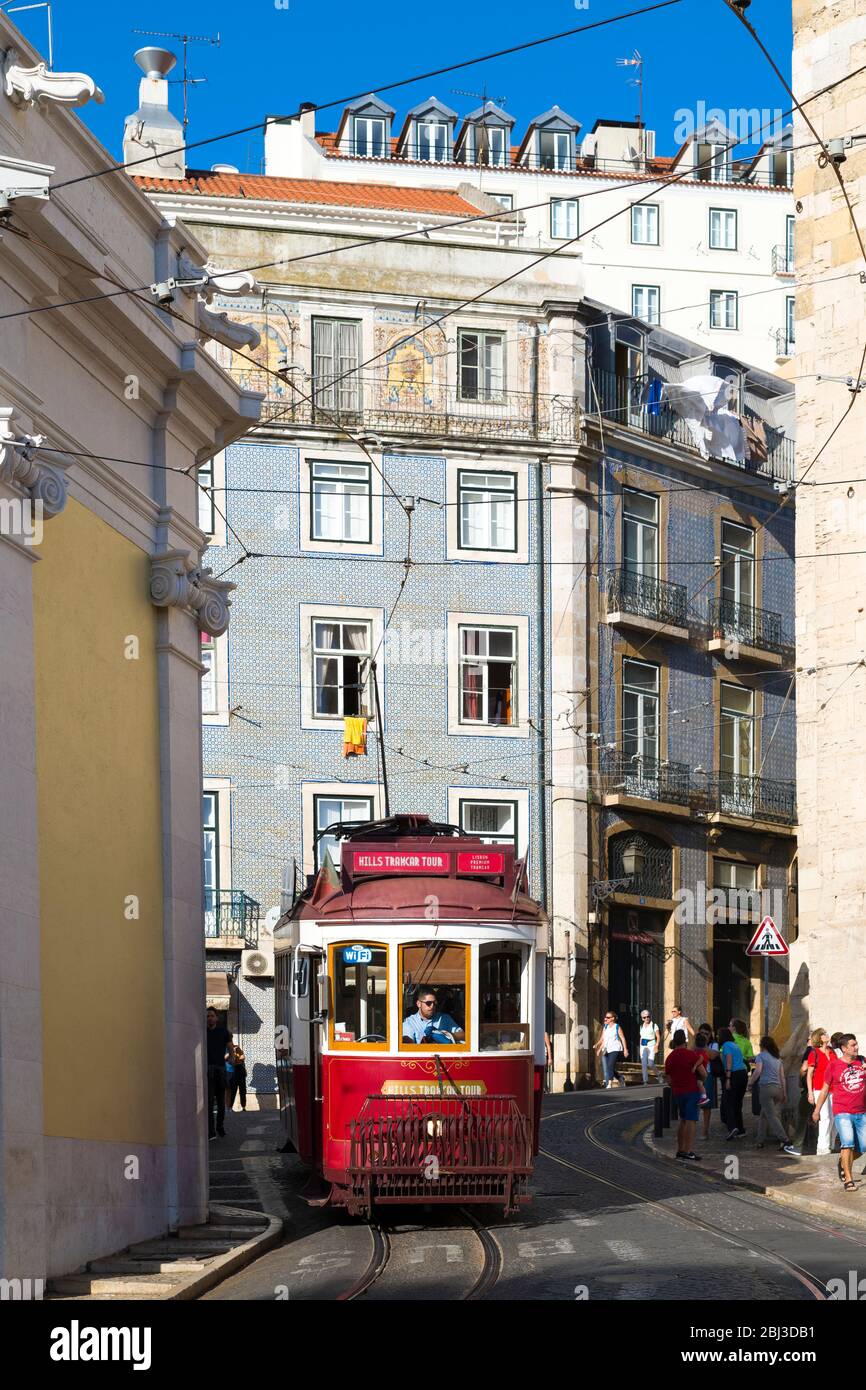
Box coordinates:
[639,1010,661,1085]
[749,1035,800,1157]
[695,1026,722,1140]
[595,1010,629,1088]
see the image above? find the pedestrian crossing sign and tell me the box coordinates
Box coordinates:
[746,916,788,956]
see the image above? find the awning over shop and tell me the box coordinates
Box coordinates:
[206,972,231,1010]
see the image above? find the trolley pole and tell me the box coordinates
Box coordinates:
[370,660,390,817]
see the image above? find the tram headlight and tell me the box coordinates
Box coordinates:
[426,1117,443,1139]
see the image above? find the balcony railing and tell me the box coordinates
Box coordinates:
[712,885,762,921]
[235,370,581,444]
[714,772,796,825]
[775,329,795,359]
[708,597,784,653]
[608,566,688,630]
[588,366,795,483]
[599,749,692,807]
[772,244,794,275]
[204,890,260,946]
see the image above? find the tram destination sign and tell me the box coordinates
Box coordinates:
[351,849,451,874]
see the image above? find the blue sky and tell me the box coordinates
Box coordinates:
[14,0,793,172]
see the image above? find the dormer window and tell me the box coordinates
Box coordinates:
[539,130,573,170]
[417,120,449,162]
[456,103,515,167]
[476,126,508,167]
[354,116,387,158]
[696,141,731,182]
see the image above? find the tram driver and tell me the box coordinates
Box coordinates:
[403,987,464,1045]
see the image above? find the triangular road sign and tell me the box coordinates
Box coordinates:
[746,915,788,956]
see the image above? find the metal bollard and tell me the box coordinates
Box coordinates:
[662,1086,671,1128]
[654,1095,664,1137]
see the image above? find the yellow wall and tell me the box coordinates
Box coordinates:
[33,499,166,1144]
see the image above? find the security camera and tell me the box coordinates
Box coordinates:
[826,138,847,166]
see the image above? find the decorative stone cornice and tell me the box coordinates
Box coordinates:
[175,252,261,350]
[196,302,261,351]
[0,407,69,517]
[3,50,105,109]
[150,548,236,637]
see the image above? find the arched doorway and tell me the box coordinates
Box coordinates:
[606,831,672,1055]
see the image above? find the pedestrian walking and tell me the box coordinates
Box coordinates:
[790,1032,820,1152]
[595,1010,628,1088]
[228,1044,248,1111]
[206,1006,232,1140]
[665,1005,695,1047]
[695,1027,721,1140]
[749,1035,800,1156]
[805,1029,836,1156]
[730,1018,755,1064]
[639,1010,661,1084]
[718,1026,748,1138]
[813,1033,866,1192]
[664,1029,707,1162]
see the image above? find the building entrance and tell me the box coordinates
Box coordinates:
[712,923,754,1034]
[608,908,665,1056]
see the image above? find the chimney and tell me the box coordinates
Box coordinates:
[123,47,185,180]
[299,102,317,140]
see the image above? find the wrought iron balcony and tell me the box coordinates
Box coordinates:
[708,597,784,654]
[713,772,796,826]
[588,366,795,483]
[235,370,580,444]
[607,566,688,631]
[204,890,260,947]
[772,244,794,275]
[775,328,795,359]
[712,885,763,921]
[599,749,692,807]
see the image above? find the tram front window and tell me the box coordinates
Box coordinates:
[401,943,468,1047]
[331,945,388,1047]
[479,945,530,1051]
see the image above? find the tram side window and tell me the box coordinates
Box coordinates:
[332,945,388,1046]
[401,943,469,1047]
[479,945,529,1051]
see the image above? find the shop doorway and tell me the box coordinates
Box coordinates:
[712,924,754,1034]
[608,908,665,1056]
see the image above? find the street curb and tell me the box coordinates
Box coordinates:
[165,1204,284,1300]
[643,1129,866,1232]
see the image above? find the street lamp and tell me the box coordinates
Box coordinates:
[620,840,645,879]
[590,836,646,902]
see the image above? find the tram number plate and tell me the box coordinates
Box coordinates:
[342,945,373,964]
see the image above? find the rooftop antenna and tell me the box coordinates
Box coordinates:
[132,27,221,130]
[1,1,54,66]
[616,49,645,166]
[451,83,508,111]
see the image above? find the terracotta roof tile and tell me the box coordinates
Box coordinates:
[131,168,482,215]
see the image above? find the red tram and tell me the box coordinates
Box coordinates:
[274,814,547,1215]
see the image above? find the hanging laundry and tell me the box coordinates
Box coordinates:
[644,376,663,416]
[342,716,367,758]
[741,414,768,462]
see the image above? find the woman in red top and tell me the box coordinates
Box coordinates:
[806,1028,836,1156]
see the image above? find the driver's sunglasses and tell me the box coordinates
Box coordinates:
[420,999,436,1006]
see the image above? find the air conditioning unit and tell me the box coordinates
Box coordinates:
[643,128,656,160]
[242,945,274,979]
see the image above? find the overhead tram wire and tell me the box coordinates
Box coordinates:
[49,1,685,192]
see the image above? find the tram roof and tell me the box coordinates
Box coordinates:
[288,814,546,926]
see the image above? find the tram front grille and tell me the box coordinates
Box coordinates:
[348,1094,532,1207]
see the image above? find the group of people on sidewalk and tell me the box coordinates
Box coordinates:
[206,1006,249,1140]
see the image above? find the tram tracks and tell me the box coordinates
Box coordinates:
[540,1101,830,1299]
[339,1207,502,1300]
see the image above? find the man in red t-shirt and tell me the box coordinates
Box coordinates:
[813,1034,866,1190]
[664,1029,707,1162]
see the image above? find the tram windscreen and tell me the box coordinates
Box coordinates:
[401,943,468,1046]
[479,945,530,1051]
[332,946,388,1045]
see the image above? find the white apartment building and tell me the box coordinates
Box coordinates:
[263,99,795,375]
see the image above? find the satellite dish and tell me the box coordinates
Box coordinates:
[134,47,177,80]
[263,906,281,935]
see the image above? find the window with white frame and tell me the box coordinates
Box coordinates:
[488,192,513,210]
[354,116,386,157]
[709,207,737,250]
[458,329,505,402]
[203,791,219,921]
[459,625,517,726]
[416,120,448,161]
[484,126,508,167]
[459,798,517,848]
[550,197,578,239]
[310,459,371,543]
[631,203,659,245]
[201,632,218,716]
[622,658,659,765]
[786,295,795,352]
[623,488,658,576]
[197,457,216,536]
[539,130,572,170]
[632,284,660,325]
[312,618,372,718]
[312,318,362,414]
[314,793,375,868]
[458,470,517,552]
[710,289,738,330]
[785,214,795,272]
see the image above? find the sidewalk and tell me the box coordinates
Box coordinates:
[647,1109,866,1231]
